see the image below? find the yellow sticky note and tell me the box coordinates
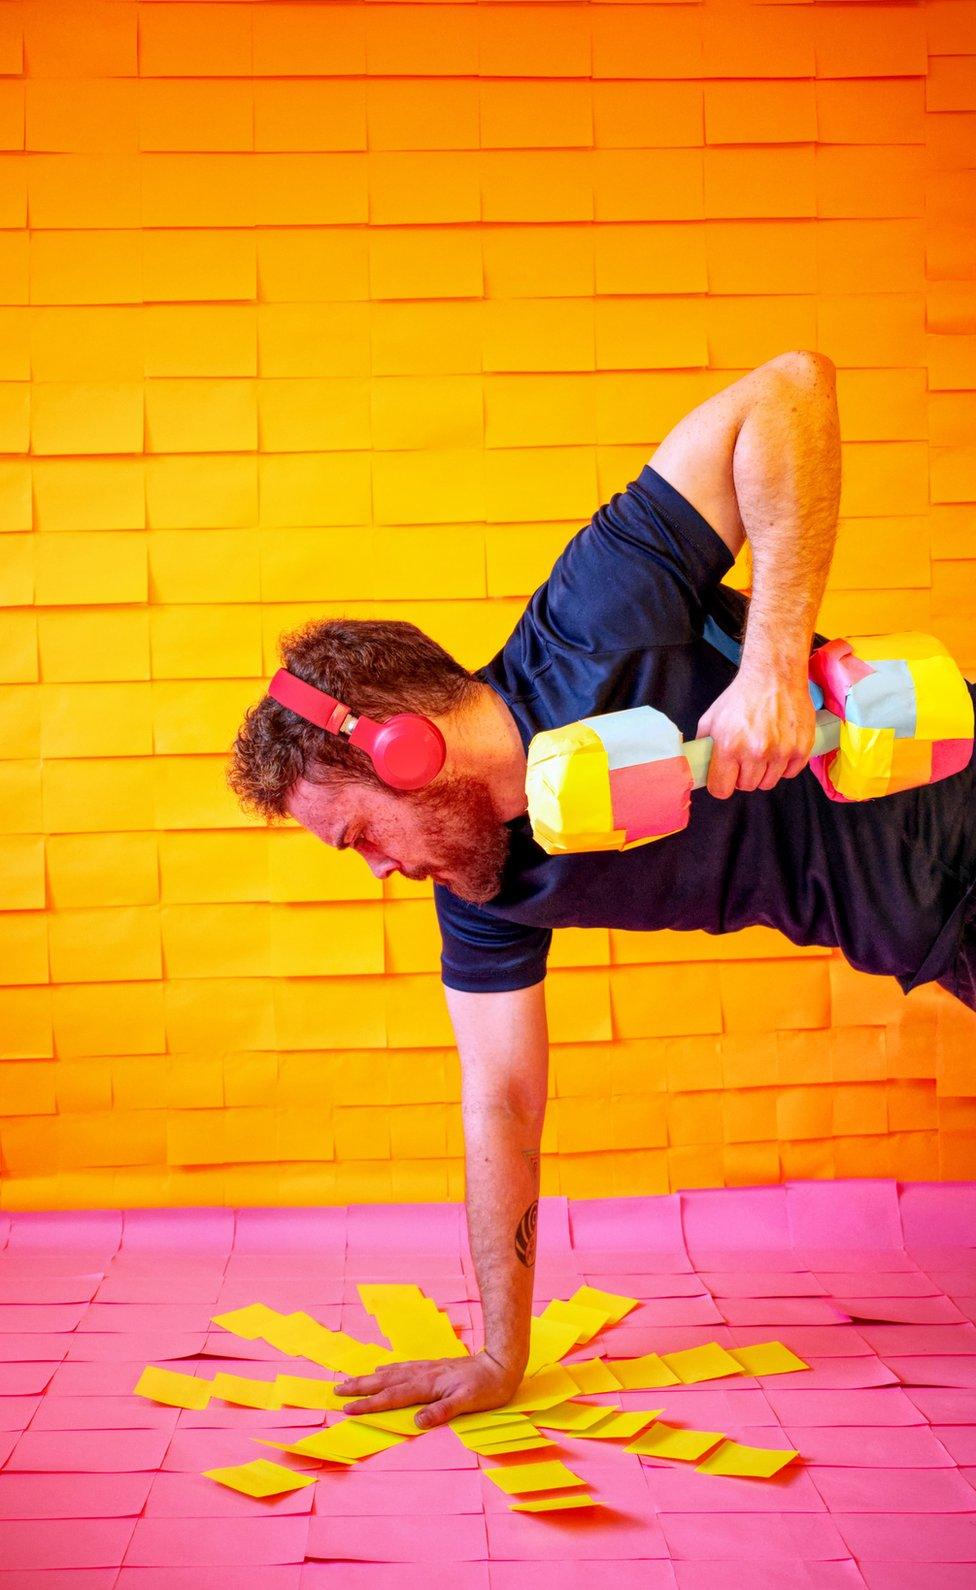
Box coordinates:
[454,1418,540,1451]
[696,1438,800,1478]
[210,1372,281,1410]
[512,1492,603,1513]
[627,1422,725,1461]
[540,1298,611,1345]
[569,1285,639,1324]
[728,1341,809,1377]
[210,1303,286,1341]
[536,1400,621,1432]
[605,1353,680,1390]
[203,1458,317,1498]
[661,1343,745,1384]
[526,1316,582,1377]
[501,1365,581,1414]
[276,1419,406,1463]
[358,1283,467,1362]
[574,1409,663,1441]
[478,1433,556,1455]
[565,1359,623,1395]
[485,1459,585,1496]
[285,1318,395,1376]
[450,1409,525,1435]
[354,1404,427,1436]
[133,1366,210,1411]
[275,1375,351,1411]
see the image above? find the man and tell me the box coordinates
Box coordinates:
[227,349,976,1431]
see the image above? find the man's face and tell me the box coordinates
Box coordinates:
[285,769,513,905]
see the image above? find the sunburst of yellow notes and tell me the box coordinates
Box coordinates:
[133,1283,808,1511]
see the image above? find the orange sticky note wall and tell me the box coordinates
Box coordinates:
[1,0,974,1209]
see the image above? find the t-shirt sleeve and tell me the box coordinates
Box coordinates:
[521,462,737,657]
[433,883,551,994]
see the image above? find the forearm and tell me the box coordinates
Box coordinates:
[462,1097,542,1379]
[733,354,841,680]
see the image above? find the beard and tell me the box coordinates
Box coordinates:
[399,772,513,905]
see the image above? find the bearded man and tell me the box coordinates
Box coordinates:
[227,350,976,1429]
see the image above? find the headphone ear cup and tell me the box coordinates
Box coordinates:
[366,714,447,791]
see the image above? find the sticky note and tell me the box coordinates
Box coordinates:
[210,1303,284,1340]
[271,1313,394,1374]
[526,1315,581,1376]
[626,1422,726,1461]
[539,1298,610,1345]
[565,1359,623,1395]
[695,1438,800,1478]
[210,1372,280,1410]
[133,1367,210,1411]
[512,1492,603,1512]
[358,1282,467,1362]
[536,1399,621,1432]
[454,1417,540,1451]
[484,1459,585,1495]
[450,1409,524,1435]
[728,1341,810,1376]
[275,1375,351,1411]
[573,1409,663,1441]
[569,1285,639,1323]
[354,1404,428,1435]
[272,1419,406,1463]
[478,1433,556,1455]
[501,1364,580,1413]
[202,1458,317,1498]
[605,1353,680,1390]
[661,1343,745,1383]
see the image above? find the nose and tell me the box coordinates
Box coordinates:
[355,839,399,879]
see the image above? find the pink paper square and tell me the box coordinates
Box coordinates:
[658,1510,850,1561]
[300,1567,489,1590]
[809,1465,976,1513]
[146,1472,313,1519]
[0,1474,153,1519]
[5,1429,171,1473]
[0,1520,136,1570]
[485,1508,670,1562]
[122,1517,310,1568]
[305,1514,488,1562]
[832,1513,976,1562]
[118,1572,302,1590]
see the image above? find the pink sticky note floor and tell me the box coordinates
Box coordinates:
[0,1180,974,1575]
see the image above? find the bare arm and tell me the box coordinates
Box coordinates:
[451,978,549,1380]
[731,352,841,682]
[648,348,842,797]
[337,980,549,1426]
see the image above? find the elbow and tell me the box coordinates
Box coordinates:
[770,349,836,387]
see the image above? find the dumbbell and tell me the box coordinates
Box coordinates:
[525,630,975,857]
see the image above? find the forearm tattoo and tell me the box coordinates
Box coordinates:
[514,1199,538,1268]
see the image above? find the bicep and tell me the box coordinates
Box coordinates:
[444,981,549,1120]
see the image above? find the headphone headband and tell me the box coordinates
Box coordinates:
[266,666,447,793]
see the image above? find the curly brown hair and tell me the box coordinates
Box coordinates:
[226,616,479,822]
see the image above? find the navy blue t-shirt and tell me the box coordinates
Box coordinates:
[434,464,976,997]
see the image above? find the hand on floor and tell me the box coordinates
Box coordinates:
[336,1349,522,1429]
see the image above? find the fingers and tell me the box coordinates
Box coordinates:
[414,1388,468,1429]
[342,1385,415,1416]
[336,1361,426,1397]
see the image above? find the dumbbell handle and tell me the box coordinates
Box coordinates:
[683,707,841,792]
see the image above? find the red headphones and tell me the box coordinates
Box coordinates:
[266,667,447,792]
